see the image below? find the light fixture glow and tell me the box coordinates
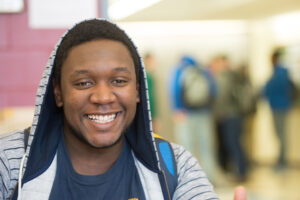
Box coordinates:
[270,11,300,43]
[108,0,161,20]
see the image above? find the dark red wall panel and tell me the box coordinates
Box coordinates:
[0,0,101,108]
[0,0,70,107]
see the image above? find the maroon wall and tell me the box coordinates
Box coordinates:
[0,0,100,108]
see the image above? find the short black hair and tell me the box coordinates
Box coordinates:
[53,19,140,83]
[271,47,285,66]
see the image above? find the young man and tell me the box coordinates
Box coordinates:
[263,47,295,170]
[0,19,245,200]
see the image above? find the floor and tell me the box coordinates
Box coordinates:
[215,165,300,200]
[213,104,300,200]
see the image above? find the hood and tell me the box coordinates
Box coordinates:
[180,55,197,67]
[21,19,161,184]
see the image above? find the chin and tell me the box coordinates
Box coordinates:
[88,134,124,149]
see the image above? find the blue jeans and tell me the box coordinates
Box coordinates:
[219,116,247,177]
[272,110,288,166]
[175,111,218,181]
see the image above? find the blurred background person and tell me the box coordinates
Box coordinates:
[143,52,159,133]
[168,55,220,184]
[235,65,259,166]
[212,55,249,181]
[168,56,191,154]
[263,47,296,170]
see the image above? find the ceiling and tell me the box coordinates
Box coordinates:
[116,0,300,22]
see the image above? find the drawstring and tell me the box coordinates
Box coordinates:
[161,170,172,200]
[17,154,26,200]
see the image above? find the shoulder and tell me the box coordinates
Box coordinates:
[0,130,25,169]
[170,142,190,160]
[0,130,25,198]
[275,66,288,74]
[0,130,25,154]
[170,143,219,200]
[170,143,199,174]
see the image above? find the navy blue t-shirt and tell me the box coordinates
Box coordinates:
[49,137,146,200]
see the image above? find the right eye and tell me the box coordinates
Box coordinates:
[74,81,94,89]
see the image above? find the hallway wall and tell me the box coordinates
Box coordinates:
[0,0,65,108]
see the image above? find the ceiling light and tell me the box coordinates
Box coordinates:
[108,0,161,20]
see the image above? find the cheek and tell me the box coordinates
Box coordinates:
[118,87,139,108]
[62,89,86,111]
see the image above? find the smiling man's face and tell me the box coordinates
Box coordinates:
[54,39,139,149]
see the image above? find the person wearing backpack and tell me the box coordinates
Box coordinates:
[168,55,221,184]
[212,55,248,181]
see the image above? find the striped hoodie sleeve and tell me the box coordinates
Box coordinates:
[0,131,25,200]
[171,143,219,200]
[0,147,11,200]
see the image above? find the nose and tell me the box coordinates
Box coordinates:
[89,82,115,105]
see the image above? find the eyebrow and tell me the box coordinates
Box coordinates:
[70,67,132,77]
[73,70,89,74]
[113,67,132,74]
[70,70,90,78]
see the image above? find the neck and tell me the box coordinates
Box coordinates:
[63,132,124,176]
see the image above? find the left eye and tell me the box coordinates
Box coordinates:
[112,79,127,85]
[75,81,93,88]
[114,80,125,83]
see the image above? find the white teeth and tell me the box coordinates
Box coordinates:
[88,114,116,123]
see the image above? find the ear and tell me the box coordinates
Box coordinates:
[53,79,63,107]
[136,83,140,103]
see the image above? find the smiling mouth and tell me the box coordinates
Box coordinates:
[87,113,118,124]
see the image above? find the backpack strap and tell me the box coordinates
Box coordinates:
[154,134,178,198]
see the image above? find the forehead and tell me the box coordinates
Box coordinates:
[62,39,135,74]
